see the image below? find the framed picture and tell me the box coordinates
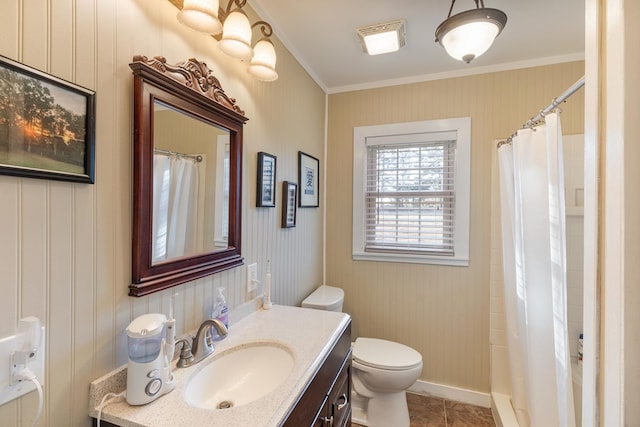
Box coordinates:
[298,151,319,207]
[256,151,277,207]
[282,181,297,228]
[0,55,96,183]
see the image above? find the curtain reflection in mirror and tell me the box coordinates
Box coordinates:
[152,152,202,262]
[214,138,230,247]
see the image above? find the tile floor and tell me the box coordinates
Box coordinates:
[351,393,496,427]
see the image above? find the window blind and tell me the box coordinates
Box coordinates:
[364,140,456,255]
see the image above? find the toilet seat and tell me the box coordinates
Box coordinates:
[353,337,422,371]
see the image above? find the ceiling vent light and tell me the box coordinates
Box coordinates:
[435,0,507,63]
[356,19,406,56]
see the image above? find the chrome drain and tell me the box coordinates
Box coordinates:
[217,400,233,409]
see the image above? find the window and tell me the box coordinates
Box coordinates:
[353,118,470,266]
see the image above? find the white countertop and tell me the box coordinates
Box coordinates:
[89,305,351,427]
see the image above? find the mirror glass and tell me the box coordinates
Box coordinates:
[129,55,246,297]
[152,100,230,264]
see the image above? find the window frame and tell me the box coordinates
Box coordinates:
[352,117,471,266]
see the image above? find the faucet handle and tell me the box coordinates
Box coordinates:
[175,338,194,368]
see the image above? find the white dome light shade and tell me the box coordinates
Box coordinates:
[218,10,253,60]
[177,0,222,35]
[248,39,278,81]
[435,7,507,63]
[441,21,499,62]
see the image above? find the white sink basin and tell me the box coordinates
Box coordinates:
[184,341,294,410]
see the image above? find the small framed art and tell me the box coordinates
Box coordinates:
[282,181,297,228]
[0,55,96,183]
[256,151,277,207]
[298,151,319,207]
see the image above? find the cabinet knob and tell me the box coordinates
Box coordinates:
[336,393,348,411]
[320,415,333,426]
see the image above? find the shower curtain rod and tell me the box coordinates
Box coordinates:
[154,148,203,162]
[523,76,585,129]
[498,75,585,148]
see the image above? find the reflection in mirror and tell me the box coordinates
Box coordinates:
[213,136,230,248]
[151,100,230,264]
[129,55,247,297]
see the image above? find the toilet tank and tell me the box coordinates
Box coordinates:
[301,286,344,312]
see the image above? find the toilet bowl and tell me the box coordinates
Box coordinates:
[302,285,423,427]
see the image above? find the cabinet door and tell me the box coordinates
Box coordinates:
[282,322,351,426]
[329,361,351,427]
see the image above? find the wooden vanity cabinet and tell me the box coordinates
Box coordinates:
[283,321,352,427]
[314,356,351,427]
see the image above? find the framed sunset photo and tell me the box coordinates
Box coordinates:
[0,55,96,183]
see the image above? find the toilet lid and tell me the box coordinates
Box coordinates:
[301,286,344,311]
[352,337,422,371]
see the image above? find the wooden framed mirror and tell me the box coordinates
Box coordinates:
[129,55,247,297]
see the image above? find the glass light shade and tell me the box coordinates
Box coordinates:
[363,31,400,56]
[177,0,222,35]
[218,11,253,60]
[441,21,499,63]
[248,39,278,81]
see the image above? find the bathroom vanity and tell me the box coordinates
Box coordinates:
[89,305,351,427]
[283,317,351,426]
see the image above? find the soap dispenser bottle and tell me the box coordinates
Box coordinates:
[215,287,229,329]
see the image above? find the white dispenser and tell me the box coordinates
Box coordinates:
[126,313,175,405]
[215,288,229,328]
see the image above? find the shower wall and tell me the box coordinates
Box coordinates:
[564,135,586,362]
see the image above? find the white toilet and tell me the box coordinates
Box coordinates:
[302,285,423,427]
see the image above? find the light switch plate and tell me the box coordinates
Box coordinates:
[247,263,258,293]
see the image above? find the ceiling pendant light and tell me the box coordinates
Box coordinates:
[435,0,507,64]
[177,0,222,35]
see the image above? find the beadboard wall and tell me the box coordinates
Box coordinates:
[0,0,325,425]
[326,62,585,393]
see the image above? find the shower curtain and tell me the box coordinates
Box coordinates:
[497,112,575,427]
[152,154,199,263]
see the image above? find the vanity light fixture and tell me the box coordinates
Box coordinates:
[174,0,278,81]
[356,19,406,56]
[435,0,507,64]
[177,0,222,35]
[218,5,253,59]
[248,34,278,81]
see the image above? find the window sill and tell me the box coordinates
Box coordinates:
[352,251,469,267]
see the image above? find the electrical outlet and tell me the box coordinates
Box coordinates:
[0,325,45,406]
[247,263,258,293]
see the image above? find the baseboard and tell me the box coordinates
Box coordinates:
[408,379,492,408]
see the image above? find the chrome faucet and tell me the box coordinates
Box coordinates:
[175,318,228,368]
